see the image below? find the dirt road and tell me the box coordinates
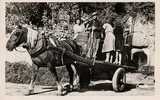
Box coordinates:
[6,75,154,96]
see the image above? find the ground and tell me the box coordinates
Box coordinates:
[6,73,155,96]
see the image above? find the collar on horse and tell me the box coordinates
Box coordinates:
[25,31,66,65]
[28,33,47,58]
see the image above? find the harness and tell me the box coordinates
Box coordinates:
[47,37,66,65]
[26,33,69,65]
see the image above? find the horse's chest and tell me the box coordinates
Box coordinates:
[48,50,67,66]
[31,51,49,66]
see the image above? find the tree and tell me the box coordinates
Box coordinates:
[6,2,155,34]
[48,3,80,24]
[6,3,51,27]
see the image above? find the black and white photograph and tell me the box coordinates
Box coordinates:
[4,1,155,96]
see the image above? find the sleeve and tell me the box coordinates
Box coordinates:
[73,25,76,33]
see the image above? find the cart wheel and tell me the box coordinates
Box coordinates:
[112,68,126,92]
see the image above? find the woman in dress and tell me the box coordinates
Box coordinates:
[73,19,88,56]
[102,23,115,63]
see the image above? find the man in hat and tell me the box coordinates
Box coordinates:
[86,13,102,63]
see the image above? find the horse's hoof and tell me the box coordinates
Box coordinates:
[27,90,34,95]
[57,90,67,96]
[62,90,68,95]
[63,84,74,92]
[56,93,62,96]
[57,89,63,96]
[68,87,73,92]
[57,92,64,96]
[68,85,74,92]
[74,85,80,91]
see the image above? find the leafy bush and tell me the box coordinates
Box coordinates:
[5,61,69,86]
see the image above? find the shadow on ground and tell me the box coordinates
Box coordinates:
[25,86,57,96]
[27,83,137,96]
[77,83,136,93]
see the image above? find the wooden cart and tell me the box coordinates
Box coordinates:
[76,60,136,92]
[62,50,137,92]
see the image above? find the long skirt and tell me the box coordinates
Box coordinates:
[75,31,89,55]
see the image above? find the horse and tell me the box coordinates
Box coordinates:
[6,26,81,95]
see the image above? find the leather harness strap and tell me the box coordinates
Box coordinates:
[29,35,67,65]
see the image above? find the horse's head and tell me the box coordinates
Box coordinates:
[6,27,28,51]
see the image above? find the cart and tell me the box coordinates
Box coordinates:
[75,60,137,92]
[59,49,137,92]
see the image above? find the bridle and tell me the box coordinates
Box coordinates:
[11,28,28,53]
[9,29,26,53]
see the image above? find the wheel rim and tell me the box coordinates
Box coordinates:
[117,71,126,91]
[112,68,126,92]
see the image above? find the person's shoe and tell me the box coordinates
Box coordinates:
[104,59,109,63]
[89,81,95,87]
[113,60,118,64]
[118,61,121,65]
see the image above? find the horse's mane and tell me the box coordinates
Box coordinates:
[26,27,38,48]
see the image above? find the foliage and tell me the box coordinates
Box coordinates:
[5,61,69,86]
[48,2,80,23]
[6,3,51,26]
[6,2,155,34]
[124,2,155,23]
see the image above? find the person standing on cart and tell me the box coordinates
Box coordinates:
[85,12,102,86]
[113,19,124,65]
[102,22,115,63]
[73,19,88,56]
[86,13,102,64]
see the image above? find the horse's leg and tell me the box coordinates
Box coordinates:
[66,64,74,91]
[48,63,63,95]
[28,63,39,95]
[71,64,80,89]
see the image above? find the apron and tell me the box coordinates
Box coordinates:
[102,23,115,53]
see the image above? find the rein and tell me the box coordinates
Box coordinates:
[28,33,66,65]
